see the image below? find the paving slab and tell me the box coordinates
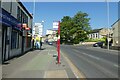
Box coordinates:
[44,70,68,78]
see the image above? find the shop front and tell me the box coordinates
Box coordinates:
[0,8,22,62]
[22,24,32,53]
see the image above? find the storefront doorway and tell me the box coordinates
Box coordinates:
[2,25,8,62]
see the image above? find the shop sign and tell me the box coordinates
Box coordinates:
[0,8,22,31]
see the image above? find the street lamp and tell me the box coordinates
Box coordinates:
[32,0,36,37]
[41,20,44,37]
[106,0,110,50]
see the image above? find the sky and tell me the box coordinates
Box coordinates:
[21,2,118,35]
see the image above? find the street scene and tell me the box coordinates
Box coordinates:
[0,0,120,80]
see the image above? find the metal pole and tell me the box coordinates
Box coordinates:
[33,0,35,36]
[57,21,60,64]
[42,20,44,36]
[107,0,110,50]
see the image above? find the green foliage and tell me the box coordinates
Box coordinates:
[60,11,91,44]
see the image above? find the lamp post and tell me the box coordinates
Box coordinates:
[106,0,110,50]
[32,0,36,37]
[41,20,44,37]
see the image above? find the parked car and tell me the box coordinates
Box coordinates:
[93,42,104,47]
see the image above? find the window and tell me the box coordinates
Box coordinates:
[21,10,28,24]
[0,0,1,7]
[17,7,21,22]
[11,30,20,49]
[26,37,31,48]
[96,34,98,38]
[93,34,94,38]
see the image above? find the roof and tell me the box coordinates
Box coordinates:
[17,0,33,18]
[91,28,103,33]
[111,19,120,27]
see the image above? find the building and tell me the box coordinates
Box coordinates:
[33,23,43,42]
[112,19,120,46]
[1,0,33,62]
[46,29,58,42]
[45,21,59,42]
[33,23,43,37]
[88,28,113,39]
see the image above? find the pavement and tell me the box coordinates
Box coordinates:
[2,44,85,79]
[0,65,2,80]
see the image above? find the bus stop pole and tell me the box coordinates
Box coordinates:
[57,21,60,64]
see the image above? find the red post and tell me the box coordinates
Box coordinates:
[57,21,60,64]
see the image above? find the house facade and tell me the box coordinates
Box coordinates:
[1,0,33,62]
[88,28,112,40]
[33,23,43,37]
[112,19,120,46]
[46,29,58,42]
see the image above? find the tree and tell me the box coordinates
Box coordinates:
[60,11,91,44]
[60,16,73,44]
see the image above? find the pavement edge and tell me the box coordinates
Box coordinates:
[61,50,86,79]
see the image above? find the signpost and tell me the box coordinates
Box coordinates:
[57,21,60,64]
[53,21,60,64]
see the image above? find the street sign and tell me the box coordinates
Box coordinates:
[22,23,27,28]
[53,21,59,29]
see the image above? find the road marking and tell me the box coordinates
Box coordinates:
[86,47,118,55]
[114,64,119,67]
[61,51,86,78]
[48,50,50,55]
[44,50,56,51]
[82,52,100,60]
[72,50,118,78]
[73,49,119,68]
[44,71,46,78]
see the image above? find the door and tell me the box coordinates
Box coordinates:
[2,26,6,62]
[21,36,25,54]
[2,26,7,62]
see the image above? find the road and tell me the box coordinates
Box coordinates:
[61,45,119,78]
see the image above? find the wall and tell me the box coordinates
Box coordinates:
[17,2,33,52]
[89,32,99,39]
[1,2,11,13]
[0,0,1,66]
[1,1,32,60]
[11,1,17,18]
[118,20,120,47]
[112,21,118,46]
[0,24,1,80]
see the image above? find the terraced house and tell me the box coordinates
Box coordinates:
[0,0,33,63]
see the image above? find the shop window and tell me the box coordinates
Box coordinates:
[0,0,1,7]
[17,7,21,22]
[19,35,22,48]
[26,37,31,48]
[11,30,18,49]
